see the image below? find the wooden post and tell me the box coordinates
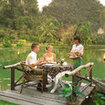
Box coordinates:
[89,66,92,86]
[72,75,76,97]
[11,68,15,90]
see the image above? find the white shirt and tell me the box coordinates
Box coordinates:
[71,44,84,55]
[26,51,37,68]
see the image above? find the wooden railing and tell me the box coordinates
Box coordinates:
[3,62,25,90]
[3,62,94,92]
[69,63,94,97]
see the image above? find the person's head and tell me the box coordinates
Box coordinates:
[74,36,80,45]
[46,45,53,53]
[31,43,39,53]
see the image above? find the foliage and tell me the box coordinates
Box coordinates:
[76,21,92,47]
[3,41,12,48]
[0,0,41,42]
[92,34,105,45]
[58,24,75,45]
[16,43,23,48]
[0,100,18,105]
[93,93,105,105]
[43,0,105,31]
[36,17,62,43]
[59,81,85,102]
[58,21,92,47]
[0,0,105,45]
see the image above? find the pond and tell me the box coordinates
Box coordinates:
[0,45,105,105]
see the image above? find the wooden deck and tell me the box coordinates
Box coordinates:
[2,62,95,105]
[0,84,95,105]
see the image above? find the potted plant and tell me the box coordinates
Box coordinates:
[59,81,85,105]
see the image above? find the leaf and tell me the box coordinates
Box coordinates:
[65,92,72,98]
[74,86,81,92]
[96,103,100,105]
[61,82,69,89]
[100,100,105,105]
[65,88,71,92]
[101,97,105,100]
[97,93,104,97]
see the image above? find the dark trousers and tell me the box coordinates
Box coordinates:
[36,71,47,89]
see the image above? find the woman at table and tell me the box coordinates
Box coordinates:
[42,45,56,63]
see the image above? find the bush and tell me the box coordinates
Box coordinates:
[16,43,23,48]
[3,41,12,47]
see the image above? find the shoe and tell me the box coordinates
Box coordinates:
[37,83,42,91]
[43,88,48,92]
[37,87,42,91]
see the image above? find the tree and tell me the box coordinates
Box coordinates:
[36,17,62,43]
[43,0,105,31]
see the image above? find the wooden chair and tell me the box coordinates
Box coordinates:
[20,62,44,93]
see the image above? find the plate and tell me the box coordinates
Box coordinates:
[44,64,55,66]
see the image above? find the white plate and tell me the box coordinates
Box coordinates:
[44,64,55,66]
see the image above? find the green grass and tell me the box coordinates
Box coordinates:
[0,100,18,105]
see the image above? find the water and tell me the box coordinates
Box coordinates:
[0,45,105,105]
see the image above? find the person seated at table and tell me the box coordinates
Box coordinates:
[26,43,48,91]
[42,45,56,63]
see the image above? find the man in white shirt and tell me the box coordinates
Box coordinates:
[26,43,41,68]
[26,43,47,91]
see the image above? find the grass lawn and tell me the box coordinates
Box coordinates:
[0,100,18,105]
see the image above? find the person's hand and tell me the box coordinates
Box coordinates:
[42,61,47,64]
[30,64,35,67]
[75,52,81,57]
[38,60,43,64]
[67,53,70,56]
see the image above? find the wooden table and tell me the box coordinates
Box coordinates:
[42,64,73,79]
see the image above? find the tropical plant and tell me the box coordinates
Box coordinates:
[3,41,12,48]
[93,93,105,105]
[59,24,76,45]
[77,21,92,47]
[36,17,62,43]
[59,81,85,103]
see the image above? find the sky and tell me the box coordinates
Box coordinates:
[37,0,105,12]
[99,0,105,6]
[37,0,52,12]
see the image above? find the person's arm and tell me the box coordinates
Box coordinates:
[53,54,56,62]
[71,45,75,53]
[30,60,42,67]
[42,54,45,61]
[67,45,74,56]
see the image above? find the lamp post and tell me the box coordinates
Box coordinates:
[104,53,105,61]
